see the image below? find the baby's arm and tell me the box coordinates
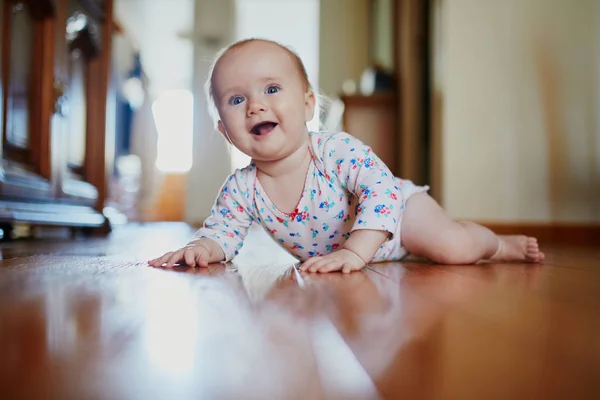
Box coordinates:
[302,132,402,273]
[148,171,254,268]
[342,229,389,264]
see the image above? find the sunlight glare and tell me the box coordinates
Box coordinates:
[153,89,194,173]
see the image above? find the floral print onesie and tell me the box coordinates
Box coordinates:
[194,131,429,263]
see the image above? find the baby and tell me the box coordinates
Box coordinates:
[149,38,544,274]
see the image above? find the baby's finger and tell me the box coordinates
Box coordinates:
[301,257,320,271]
[308,258,330,273]
[165,250,184,268]
[317,261,343,273]
[183,250,196,267]
[317,258,342,273]
[342,262,361,274]
[160,252,177,266]
[195,253,209,268]
[149,252,172,267]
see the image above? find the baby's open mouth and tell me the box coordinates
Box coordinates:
[250,122,278,135]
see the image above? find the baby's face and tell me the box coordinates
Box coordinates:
[212,41,315,162]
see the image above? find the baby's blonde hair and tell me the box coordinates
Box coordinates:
[204,38,314,129]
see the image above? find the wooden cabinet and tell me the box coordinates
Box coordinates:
[0,0,113,237]
[341,93,399,176]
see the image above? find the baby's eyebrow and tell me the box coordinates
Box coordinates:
[260,76,281,83]
[216,88,241,100]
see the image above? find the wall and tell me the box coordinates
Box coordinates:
[371,0,394,71]
[319,0,370,97]
[186,0,237,223]
[440,0,600,223]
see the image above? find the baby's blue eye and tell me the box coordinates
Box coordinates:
[230,96,244,105]
[266,86,280,94]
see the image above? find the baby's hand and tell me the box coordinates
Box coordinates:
[300,249,366,274]
[148,239,215,268]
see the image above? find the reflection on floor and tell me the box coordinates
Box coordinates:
[0,222,599,399]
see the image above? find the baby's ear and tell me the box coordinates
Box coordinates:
[304,90,316,122]
[218,121,232,144]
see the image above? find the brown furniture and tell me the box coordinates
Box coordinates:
[341,92,399,175]
[0,0,114,237]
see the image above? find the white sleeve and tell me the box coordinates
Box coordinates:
[192,169,255,261]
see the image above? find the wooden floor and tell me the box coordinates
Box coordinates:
[0,223,599,399]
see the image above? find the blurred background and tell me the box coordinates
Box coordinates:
[0,0,598,239]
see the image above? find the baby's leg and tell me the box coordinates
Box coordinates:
[400,193,544,264]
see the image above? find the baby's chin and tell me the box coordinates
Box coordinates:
[250,153,289,163]
[243,130,310,161]
[250,147,300,163]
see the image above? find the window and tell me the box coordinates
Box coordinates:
[152,89,194,173]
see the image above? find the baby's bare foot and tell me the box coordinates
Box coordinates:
[490,235,545,263]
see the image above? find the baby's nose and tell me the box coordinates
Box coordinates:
[247,98,267,115]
